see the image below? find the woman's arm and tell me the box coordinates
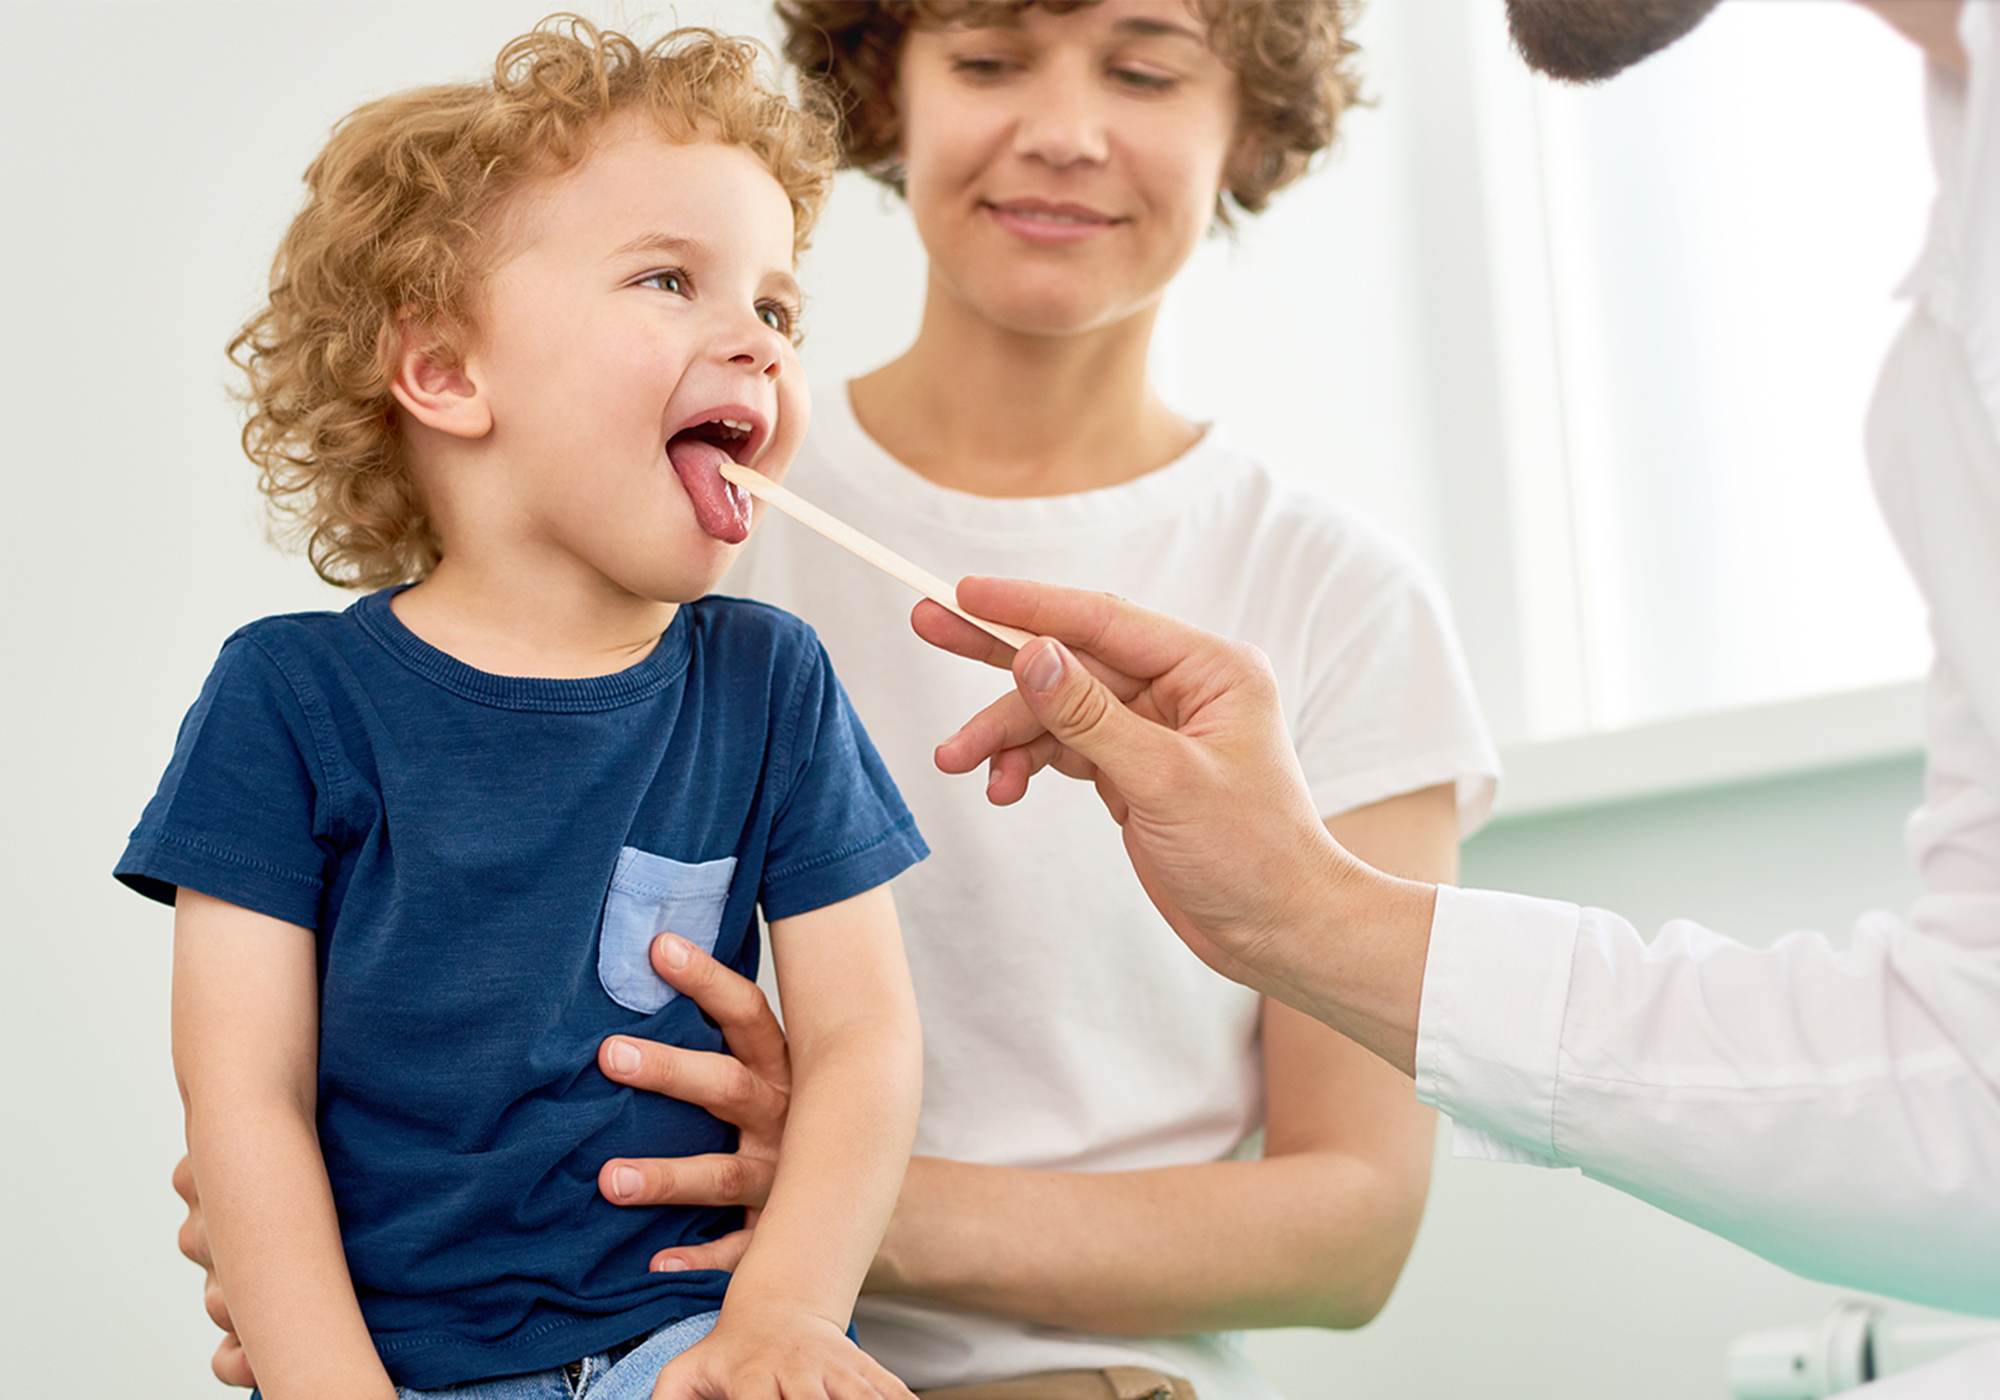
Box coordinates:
[172,890,396,1400]
[652,885,922,1396]
[861,785,1453,1333]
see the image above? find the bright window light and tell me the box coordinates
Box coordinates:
[1486,1,1935,734]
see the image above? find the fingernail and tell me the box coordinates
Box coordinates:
[610,1165,642,1201]
[1022,640,1065,695]
[607,1039,641,1075]
[652,1256,690,1273]
[987,762,1003,791]
[654,933,690,971]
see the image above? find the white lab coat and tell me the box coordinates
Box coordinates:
[1412,4,2000,1387]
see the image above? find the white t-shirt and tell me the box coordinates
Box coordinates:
[730,387,1498,1395]
[1416,2,2000,1365]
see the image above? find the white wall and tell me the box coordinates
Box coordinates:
[0,4,1946,1397]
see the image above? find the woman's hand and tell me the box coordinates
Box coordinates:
[172,1154,256,1388]
[596,931,793,1273]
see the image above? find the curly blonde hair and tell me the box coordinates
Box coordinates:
[775,0,1363,218]
[232,16,837,590]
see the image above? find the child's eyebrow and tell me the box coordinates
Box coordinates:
[610,232,703,262]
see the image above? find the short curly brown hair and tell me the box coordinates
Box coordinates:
[775,0,1362,217]
[232,16,837,591]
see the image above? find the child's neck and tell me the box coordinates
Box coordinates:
[388,561,676,680]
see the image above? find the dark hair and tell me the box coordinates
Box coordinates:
[1503,0,1724,83]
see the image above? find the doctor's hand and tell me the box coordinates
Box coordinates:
[595,931,790,1274]
[917,577,1437,1075]
[171,1154,255,1388]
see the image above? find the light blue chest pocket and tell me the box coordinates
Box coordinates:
[598,847,738,1014]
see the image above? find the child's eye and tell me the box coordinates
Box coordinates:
[639,269,689,296]
[757,300,799,340]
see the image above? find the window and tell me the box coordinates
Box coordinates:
[1465,0,1934,738]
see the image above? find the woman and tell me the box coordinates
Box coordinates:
[696,3,1494,1393]
[182,3,1498,1395]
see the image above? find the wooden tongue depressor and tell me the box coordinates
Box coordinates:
[719,463,1036,651]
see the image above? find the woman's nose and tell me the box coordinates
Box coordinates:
[1013,61,1110,168]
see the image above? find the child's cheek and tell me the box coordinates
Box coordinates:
[768,360,811,485]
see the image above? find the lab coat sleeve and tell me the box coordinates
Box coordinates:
[1952,0,2000,444]
[1415,885,2000,1316]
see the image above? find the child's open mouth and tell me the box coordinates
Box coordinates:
[665,416,758,544]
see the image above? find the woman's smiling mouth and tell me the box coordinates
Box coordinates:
[983,198,1125,243]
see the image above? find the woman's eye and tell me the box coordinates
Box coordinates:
[641,269,688,295]
[1111,66,1176,93]
[950,55,1013,80]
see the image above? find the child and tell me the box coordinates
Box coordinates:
[115,18,925,1400]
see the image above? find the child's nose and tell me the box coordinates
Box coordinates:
[719,314,786,379]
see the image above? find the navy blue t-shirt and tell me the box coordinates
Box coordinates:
[116,590,926,1388]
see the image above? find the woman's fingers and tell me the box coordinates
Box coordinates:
[647,933,792,1094]
[597,1035,787,1134]
[172,1155,214,1272]
[594,941,792,1216]
[599,1151,775,1211]
[647,1228,755,1274]
[211,1335,255,1389]
[173,1154,256,1388]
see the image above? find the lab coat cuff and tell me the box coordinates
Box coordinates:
[1415,885,1581,1164]
[1449,1122,1566,1168]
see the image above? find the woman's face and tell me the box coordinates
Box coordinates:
[896,0,1244,339]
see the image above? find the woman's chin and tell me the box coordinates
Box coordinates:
[967,286,1159,341]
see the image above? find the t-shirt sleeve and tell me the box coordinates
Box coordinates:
[1288,535,1501,837]
[113,635,331,930]
[757,641,927,922]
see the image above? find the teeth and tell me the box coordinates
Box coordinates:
[717,418,752,435]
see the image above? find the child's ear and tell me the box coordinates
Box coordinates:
[389,319,491,440]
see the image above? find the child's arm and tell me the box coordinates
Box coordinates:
[172,889,398,1400]
[653,883,921,1399]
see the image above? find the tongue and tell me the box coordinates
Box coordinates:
[667,437,752,544]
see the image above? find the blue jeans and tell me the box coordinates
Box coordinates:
[251,1310,721,1400]
[396,1312,721,1400]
